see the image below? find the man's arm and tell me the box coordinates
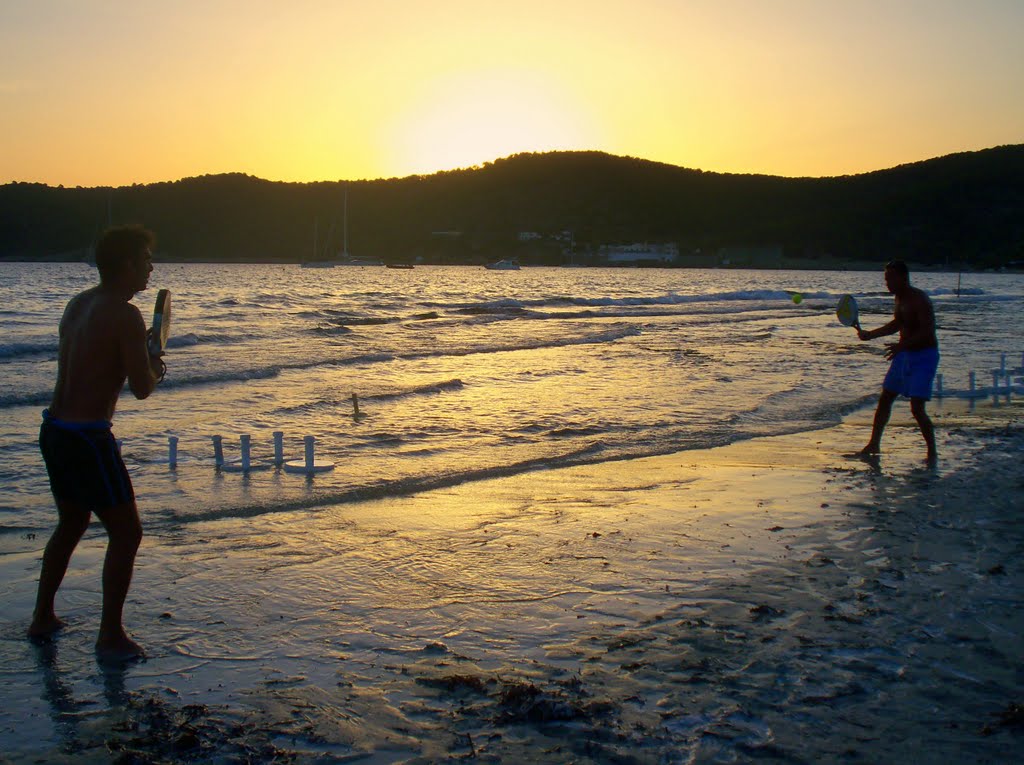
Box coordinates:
[120,304,161,399]
[858,318,899,341]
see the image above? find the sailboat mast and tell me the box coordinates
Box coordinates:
[343,186,349,259]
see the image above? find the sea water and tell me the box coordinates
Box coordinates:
[1,263,1021,544]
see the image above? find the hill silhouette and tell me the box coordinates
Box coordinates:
[2,146,1022,268]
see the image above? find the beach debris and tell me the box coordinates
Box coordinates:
[766,525,785,532]
[415,673,491,695]
[982,702,1024,735]
[803,553,836,567]
[496,681,579,723]
[986,564,1006,576]
[749,604,785,620]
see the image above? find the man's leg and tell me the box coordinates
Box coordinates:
[910,397,937,463]
[859,389,898,455]
[29,500,92,638]
[94,500,144,659]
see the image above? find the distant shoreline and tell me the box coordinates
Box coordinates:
[1,256,1017,273]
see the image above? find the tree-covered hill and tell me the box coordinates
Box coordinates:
[1,145,1021,267]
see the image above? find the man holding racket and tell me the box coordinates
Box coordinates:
[855,260,939,464]
[29,225,165,661]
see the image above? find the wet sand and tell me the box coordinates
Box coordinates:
[1,403,1022,763]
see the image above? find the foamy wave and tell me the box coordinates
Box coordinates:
[166,332,248,349]
[159,352,399,391]
[0,341,57,359]
[364,378,465,401]
[0,390,51,409]
[425,290,838,314]
[158,442,608,525]
[400,325,642,360]
[272,378,465,415]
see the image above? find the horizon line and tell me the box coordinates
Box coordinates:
[3,143,1019,191]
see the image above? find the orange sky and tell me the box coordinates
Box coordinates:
[2,0,1022,186]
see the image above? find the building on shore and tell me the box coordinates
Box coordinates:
[599,242,680,265]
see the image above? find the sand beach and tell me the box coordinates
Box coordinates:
[1,401,1021,763]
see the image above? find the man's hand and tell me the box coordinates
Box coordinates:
[857,328,870,341]
[884,342,903,360]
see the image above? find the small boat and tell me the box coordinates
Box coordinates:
[386,263,415,269]
[333,257,384,266]
[484,259,520,271]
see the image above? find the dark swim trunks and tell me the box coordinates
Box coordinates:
[39,409,134,509]
[883,347,940,401]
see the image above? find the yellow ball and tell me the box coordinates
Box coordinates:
[792,293,803,304]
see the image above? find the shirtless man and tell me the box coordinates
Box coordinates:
[29,225,164,660]
[855,260,939,463]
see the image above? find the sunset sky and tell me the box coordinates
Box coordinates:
[2,0,1022,187]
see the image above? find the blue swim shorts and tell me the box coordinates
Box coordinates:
[883,347,940,401]
[39,409,135,510]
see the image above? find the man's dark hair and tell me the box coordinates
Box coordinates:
[95,225,155,282]
[884,260,909,278]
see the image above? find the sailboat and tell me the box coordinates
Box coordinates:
[300,217,333,268]
[333,186,382,266]
[301,186,382,267]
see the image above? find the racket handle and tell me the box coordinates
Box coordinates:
[147,331,164,357]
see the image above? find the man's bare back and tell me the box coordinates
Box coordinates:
[50,287,152,422]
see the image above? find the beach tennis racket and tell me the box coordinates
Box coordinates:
[147,289,171,356]
[836,294,860,330]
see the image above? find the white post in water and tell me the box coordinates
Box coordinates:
[212,435,224,468]
[222,433,269,472]
[273,431,284,466]
[168,435,178,470]
[993,370,1001,397]
[283,435,335,474]
[352,392,360,418]
[935,373,943,399]
[1000,354,1007,375]
[240,434,252,471]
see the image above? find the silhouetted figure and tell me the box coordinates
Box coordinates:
[29,225,164,661]
[854,260,939,464]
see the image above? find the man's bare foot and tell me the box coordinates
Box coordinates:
[926,451,938,467]
[27,614,65,641]
[95,631,145,663]
[845,446,880,460]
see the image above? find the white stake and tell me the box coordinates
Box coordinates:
[273,431,284,466]
[284,435,335,474]
[212,435,224,468]
[223,433,269,472]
